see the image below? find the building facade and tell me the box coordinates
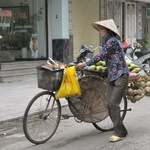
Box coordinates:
[0,0,48,62]
[72,0,150,60]
[0,0,150,65]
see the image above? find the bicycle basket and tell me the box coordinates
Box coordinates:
[36,65,64,91]
[83,68,108,78]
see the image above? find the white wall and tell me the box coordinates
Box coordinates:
[52,0,69,39]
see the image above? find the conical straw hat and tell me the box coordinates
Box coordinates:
[92,19,120,38]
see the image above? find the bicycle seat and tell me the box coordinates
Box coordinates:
[135,50,150,58]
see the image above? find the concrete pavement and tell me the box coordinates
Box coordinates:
[0,77,67,123]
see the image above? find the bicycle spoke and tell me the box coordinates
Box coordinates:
[23,91,61,144]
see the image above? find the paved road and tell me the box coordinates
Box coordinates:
[0,77,150,149]
[0,96,150,150]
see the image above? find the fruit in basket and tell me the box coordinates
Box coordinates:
[131,68,141,73]
[146,81,150,86]
[130,64,138,69]
[126,61,131,66]
[86,58,90,61]
[126,61,141,73]
[127,88,134,95]
[96,61,102,66]
[127,89,145,102]
[140,76,150,96]
[133,89,141,95]
[126,79,145,103]
[86,61,108,77]
[144,86,150,96]
[127,95,133,101]
[145,87,150,92]
[96,66,103,71]
[137,89,143,95]
[134,95,142,101]
[89,65,96,70]
[140,81,146,88]
[101,61,106,67]
[127,74,150,101]
[128,67,132,71]
[101,67,107,72]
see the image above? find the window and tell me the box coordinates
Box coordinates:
[0,0,47,60]
[146,4,150,18]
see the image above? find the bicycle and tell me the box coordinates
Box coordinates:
[23,61,131,144]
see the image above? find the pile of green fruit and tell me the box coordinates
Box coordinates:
[126,61,141,73]
[85,60,141,74]
[90,61,107,72]
[85,61,107,72]
[84,61,107,77]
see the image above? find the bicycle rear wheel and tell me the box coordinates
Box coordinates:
[93,96,127,132]
[23,91,61,144]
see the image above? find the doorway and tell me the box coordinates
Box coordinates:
[125,2,136,45]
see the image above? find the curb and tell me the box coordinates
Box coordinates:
[0,114,24,124]
[0,103,69,124]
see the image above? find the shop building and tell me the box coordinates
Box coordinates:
[72,0,150,60]
[0,0,150,82]
[0,0,72,82]
[0,0,72,64]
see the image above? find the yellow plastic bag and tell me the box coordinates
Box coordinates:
[55,66,81,99]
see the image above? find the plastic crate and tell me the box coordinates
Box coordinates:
[37,66,64,91]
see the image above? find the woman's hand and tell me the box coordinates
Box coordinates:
[76,62,87,70]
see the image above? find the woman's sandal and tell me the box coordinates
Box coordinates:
[109,135,124,142]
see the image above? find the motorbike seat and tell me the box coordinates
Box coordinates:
[135,50,150,58]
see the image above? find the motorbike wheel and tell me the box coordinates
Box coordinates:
[143,59,150,76]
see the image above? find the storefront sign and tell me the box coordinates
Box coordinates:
[1,6,29,25]
[13,13,27,19]
[0,8,12,17]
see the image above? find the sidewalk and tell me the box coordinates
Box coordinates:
[0,78,67,123]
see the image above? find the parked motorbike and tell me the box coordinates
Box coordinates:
[122,42,150,76]
[70,42,150,77]
[71,44,101,65]
[69,44,101,77]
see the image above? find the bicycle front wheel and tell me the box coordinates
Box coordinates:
[93,96,127,132]
[23,91,61,144]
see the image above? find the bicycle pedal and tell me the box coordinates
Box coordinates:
[62,114,72,119]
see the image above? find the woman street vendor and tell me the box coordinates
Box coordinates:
[76,19,129,142]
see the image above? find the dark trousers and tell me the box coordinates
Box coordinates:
[106,74,129,137]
